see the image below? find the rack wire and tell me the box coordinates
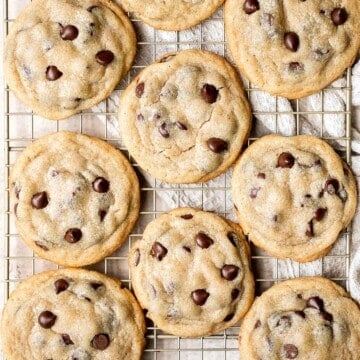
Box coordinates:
[1,1,356,359]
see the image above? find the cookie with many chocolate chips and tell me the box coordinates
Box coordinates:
[118,50,251,183]
[10,131,140,267]
[120,0,224,31]
[4,0,136,120]
[231,135,357,262]
[239,277,360,360]
[225,0,360,99]
[129,207,255,337]
[1,268,146,360]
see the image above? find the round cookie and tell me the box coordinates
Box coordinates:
[239,277,360,359]
[1,268,146,360]
[120,0,224,31]
[225,0,360,99]
[231,134,357,263]
[10,131,140,267]
[129,207,255,337]
[4,0,136,120]
[118,50,251,184]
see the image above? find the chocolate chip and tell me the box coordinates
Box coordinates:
[250,187,260,199]
[38,311,57,329]
[87,5,98,12]
[55,279,69,294]
[135,82,145,98]
[331,8,348,26]
[314,208,327,221]
[96,50,114,65]
[60,25,79,40]
[273,215,278,222]
[221,265,239,281]
[92,177,109,193]
[183,246,191,253]
[243,0,259,14]
[325,178,339,195]
[284,344,298,359]
[14,204,18,216]
[277,152,295,168]
[227,232,238,247]
[224,313,235,322]
[318,189,324,198]
[61,334,74,345]
[31,191,48,209]
[181,214,193,219]
[158,123,170,138]
[207,138,228,153]
[305,220,314,237]
[307,296,324,310]
[175,121,187,130]
[137,114,144,121]
[338,189,348,202]
[305,194,312,198]
[35,241,49,251]
[231,288,240,300]
[289,62,304,72]
[191,289,209,306]
[98,210,107,222]
[46,66,63,81]
[134,249,140,266]
[91,334,110,350]
[294,310,306,318]
[321,311,333,322]
[284,32,299,52]
[257,173,266,179]
[64,228,82,243]
[151,242,168,261]
[195,232,214,249]
[254,319,261,329]
[91,282,102,290]
[201,84,218,103]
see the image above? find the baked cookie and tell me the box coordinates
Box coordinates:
[4,0,136,120]
[1,268,146,360]
[120,0,224,31]
[10,131,140,267]
[231,135,357,262]
[129,207,255,337]
[118,50,251,184]
[225,0,360,99]
[239,277,360,360]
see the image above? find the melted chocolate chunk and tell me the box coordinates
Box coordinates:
[191,289,209,306]
[325,179,339,195]
[150,242,168,261]
[257,173,266,179]
[60,25,79,40]
[321,311,333,322]
[231,288,240,300]
[221,265,239,281]
[134,249,140,266]
[61,334,74,345]
[96,50,114,65]
[331,8,348,26]
[46,66,63,81]
[195,232,214,249]
[314,208,327,221]
[307,296,324,310]
[207,138,228,153]
[38,311,57,329]
[92,177,109,193]
[91,334,110,350]
[98,210,107,222]
[158,123,170,138]
[277,152,295,168]
[284,344,298,359]
[181,214,193,219]
[227,232,238,247]
[201,84,218,103]
[64,228,82,243]
[284,32,299,52]
[183,246,191,253]
[135,82,145,98]
[224,313,235,322]
[243,0,259,14]
[137,114,144,121]
[294,310,306,318]
[55,279,69,294]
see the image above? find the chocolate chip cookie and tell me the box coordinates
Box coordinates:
[120,0,224,31]
[239,277,360,360]
[10,131,140,267]
[118,50,251,183]
[1,268,146,360]
[129,207,255,337]
[225,0,360,99]
[4,0,136,120]
[231,135,357,262]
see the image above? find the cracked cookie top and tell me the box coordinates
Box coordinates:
[4,0,136,120]
[129,207,255,337]
[120,0,225,31]
[225,0,360,99]
[239,277,360,360]
[231,135,357,263]
[10,131,140,267]
[118,50,251,184]
[0,269,146,360]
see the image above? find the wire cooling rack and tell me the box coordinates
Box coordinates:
[1,1,355,359]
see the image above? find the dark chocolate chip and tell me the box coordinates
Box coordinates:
[294,310,306,318]
[277,152,295,168]
[181,214,193,219]
[221,265,239,281]
[91,334,110,350]
[60,25,79,40]
[284,32,299,52]
[231,288,240,300]
[307,296,324,310]
[314,208,327,221]
[61,334,74,345]
[38,311,57,329]
[254,319,261,329]
[31,192,48,209]
[250,187,260,199]
[183,246,191,253]
[98,210,107,222]
[195,232,214,249]
[135,82,145,98]
[175,121,187,130]
[325,178,339,195]
[305,194,312,198]
[289,62,304,72]
[318,189,324,198]
[284,344,298,359]
[331,8,348,26]
[35,241,49,251]
[14,203,18,216]
[92,177,109,193]
[87,5,98,12]
[305,220,314,237]
[207,138,228,153]
[91,282,102,290]
[224,313,235,322]
[46,66,63,81]
[201,84,218,103]
[55,279,69,294]
[243,0,259,14]
[158,123,170,138]
[321,311,333,322]
[64,228,82,243]
[257,173,266,179]
[137,114,144,121]
[96,50,114,65]
[134,249,140,266]
[151,242,168,261]
[191,289,209,306]
[227,232,238,247]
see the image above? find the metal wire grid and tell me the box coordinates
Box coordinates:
[0,1,355,359]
